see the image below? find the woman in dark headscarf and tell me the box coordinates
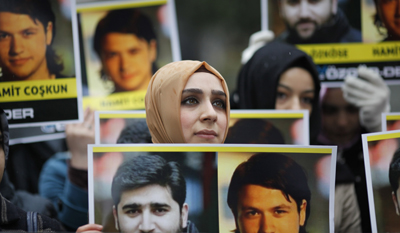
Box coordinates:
[231,41,320,143]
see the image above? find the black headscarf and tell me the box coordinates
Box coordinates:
[0,108,9,160]
[231,41,321,142]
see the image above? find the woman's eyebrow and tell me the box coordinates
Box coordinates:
[212,90,226,97]
[182,88,203,94]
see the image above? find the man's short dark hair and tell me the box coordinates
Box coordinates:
[117,119,152,144]
[93,8,157,57]
[111,155,186,210]
[227,153,311,233]
[0,0,63,76]
[389,148,400,196]
[225,119,285,144]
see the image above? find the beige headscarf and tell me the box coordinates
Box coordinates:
[145,60,230,143]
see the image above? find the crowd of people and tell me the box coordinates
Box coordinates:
[1,0,399,232]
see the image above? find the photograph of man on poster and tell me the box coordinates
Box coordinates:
[276,0,361,44]
[111,154,198,233]
[227,153,311,233]
[93,8,157,93]
[0,0,64,82]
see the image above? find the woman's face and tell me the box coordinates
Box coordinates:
[377,0,400,40]
[275,67,315,113]
[180,72,228,143]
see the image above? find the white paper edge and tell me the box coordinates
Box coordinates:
[168,0,182,61]
[88,145,95,224]
[9,133,66,146]
[329,145,337,233]
[261,0,268,31]
[382,112,388,132]
[361,131,383,233]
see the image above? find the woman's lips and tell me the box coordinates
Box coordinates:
[10,57,30,66]
[195,129,217,139]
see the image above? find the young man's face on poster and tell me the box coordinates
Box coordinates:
[279,0,337,40]
[100,32,157,92]
[236,185,307,233]
[113,184,188,233]
[0,12,53,81]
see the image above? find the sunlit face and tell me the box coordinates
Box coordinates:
[376,0,400,40]
[113,184,188,233]
[279,0,337,40]
[236,185,307,233]
[275,67,315,113]
[101,33,157,92]
[0,12,53,81]
[180,72,228,143]
[321,88,360,145]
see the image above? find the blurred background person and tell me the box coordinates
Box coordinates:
[93,8,157,93]
[276,0,361,44]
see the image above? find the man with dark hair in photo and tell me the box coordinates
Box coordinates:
[110,154,198,233]
[227,153,311,233]
[389,148,400,216]
[93,8,157,93]
[0,0,63,81]
[276,0,361,44]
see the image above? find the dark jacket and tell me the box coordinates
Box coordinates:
[316,128,372,233]
[231,41,321,142]
[183,221,199,233]
[0,193,63,232]
[276,9,361,44]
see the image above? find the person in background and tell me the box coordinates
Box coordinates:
[39,108,95,231]
[276,0,361,44]
[0,107,63,231]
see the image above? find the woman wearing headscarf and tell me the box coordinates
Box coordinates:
[231,41,362,233]
[232,41,320,143]
[145,60,230,144]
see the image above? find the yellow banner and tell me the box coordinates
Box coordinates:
[83,90,146,110]
[0,78,77,102]
[297,41,400,64]
[77,0,167,13]
[367,132,400,142]
[230,113,304,118]
[386,115,400,121]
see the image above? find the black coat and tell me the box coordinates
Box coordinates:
[0,194,63,232]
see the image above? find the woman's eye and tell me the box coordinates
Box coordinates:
[213,100,226,109]
[182,97,198,105]
[301,97,314,104]
[276,92,287,100]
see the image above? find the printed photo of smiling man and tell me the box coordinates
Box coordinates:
[0,0,74,82]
